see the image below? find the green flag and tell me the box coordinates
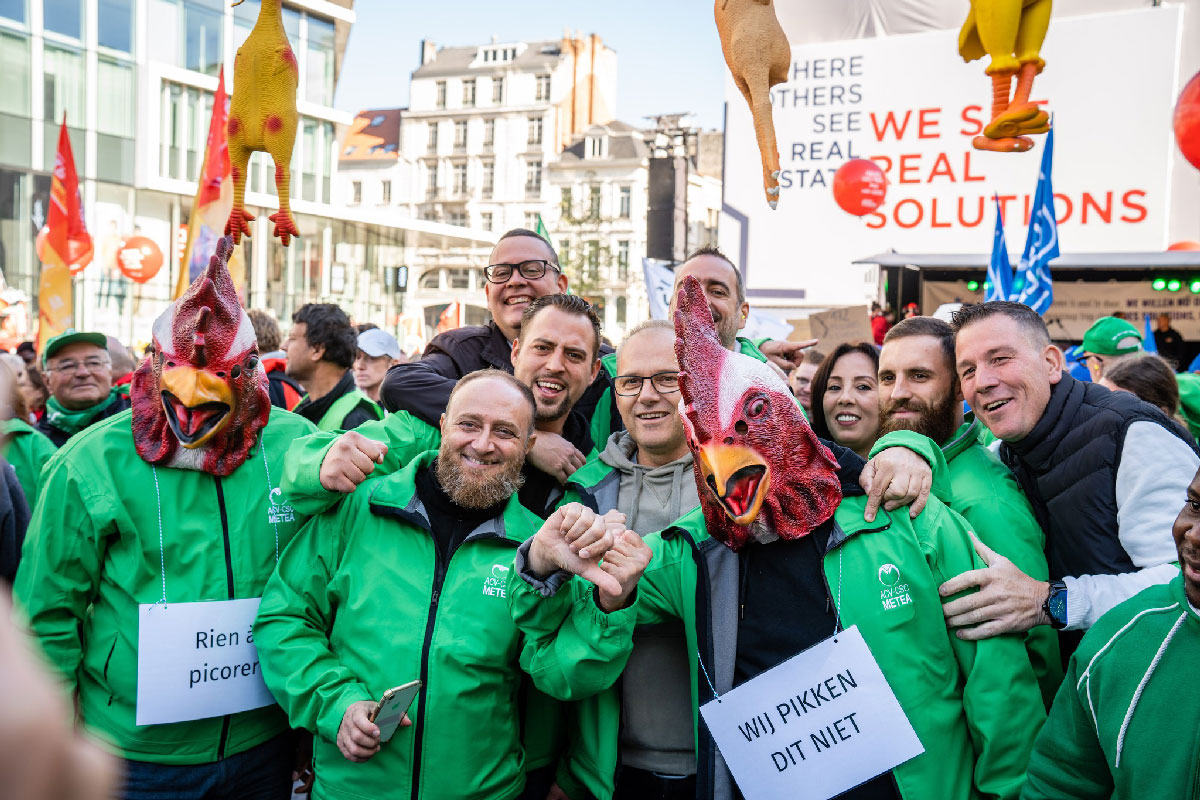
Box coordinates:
[537,213,571,295]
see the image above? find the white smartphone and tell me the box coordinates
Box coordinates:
[369,680,421,743]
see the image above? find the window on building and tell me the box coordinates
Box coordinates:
[98,0,133,52]
[44,0,82,38]
[0,31,31,117]
[427,121,438,151]
[462,78,476,107]
[527,116,542,145]
[447,212,467,228]
[560,240,570,266]
[535,73,550,101]
[425,162,439,195]
[352,181,362,204]
[483,118,495,148]
[524,212,539,230]
[419,269,441,289]
[380,180,391,204]
[588,185,601,218]
[587,135,607,159]
[560,186,572,217]
[306,16,336,106]
[97,56,134,136]
[0,0,26,25]
[231,0,257,48]
[481,161,494,198]
[436,80,446,109]
[320,120,334,202]
[616,296,627,326]
[159,81,214,180]
[452,162,467,194]
[447,268,470,289]
[586,240,600,269]
[619,185,631,219]
[43,45,84,128]
[617,240,630,282]
[492,77,503,104]
[480,211,493,231]
[525,159,542,194]
[454,119,467,149]
[184,0,222,76]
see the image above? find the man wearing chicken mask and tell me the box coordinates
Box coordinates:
[512,276,1046,800]
[14,236,317,799]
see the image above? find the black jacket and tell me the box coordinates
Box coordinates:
[293,370,379,431]
[1001,374,1196,583]
[380,320,615,430]
[37,393,132,449]
[0,458,31,588]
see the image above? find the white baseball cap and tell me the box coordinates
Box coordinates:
[358,328,402,360]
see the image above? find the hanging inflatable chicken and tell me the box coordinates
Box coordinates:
[226,0,300,245]
[674,276,841,551]
[959,0,1052,152]
[715,0,791,209]
[131,236,270,476]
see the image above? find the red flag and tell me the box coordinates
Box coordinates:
[36,114,92,352]
[436,301,462,334]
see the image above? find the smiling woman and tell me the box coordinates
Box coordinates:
[809,342,881,460]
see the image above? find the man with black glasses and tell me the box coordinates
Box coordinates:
[381,228,615,483]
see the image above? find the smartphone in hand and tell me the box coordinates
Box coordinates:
[368,681,421,743]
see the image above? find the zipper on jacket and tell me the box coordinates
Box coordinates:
[409,537,450,800]
[213,476,234,761]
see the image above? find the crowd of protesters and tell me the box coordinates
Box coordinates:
[2,229,1200,800]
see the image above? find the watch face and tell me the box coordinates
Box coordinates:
[1048,592,1067,626]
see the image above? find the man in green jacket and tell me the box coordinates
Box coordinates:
[255,369,639,800]
[0,416,56,504]
[1022,463,1200,799]
[14,237,316,798]
[36,329,132,448]
[876,315,1062,705]
[286,303,382,432]
[512,277,1046,800]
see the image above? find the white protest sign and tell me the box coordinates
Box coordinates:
[137,598,275,726]
[700,626,922,800]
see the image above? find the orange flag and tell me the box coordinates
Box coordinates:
[436,301,462,335]
[36,114,92,353]
[175,68,244,299]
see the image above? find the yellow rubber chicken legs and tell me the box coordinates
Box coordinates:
[226,0,300,245]
[959,0,1053,153]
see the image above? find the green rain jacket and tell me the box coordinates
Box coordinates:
[510,496,1046,800]
[1022,576,1200,799]
[0,417,57,504]
[12,407,316,764]
[255,450,636,800]
[877,415,1063,707]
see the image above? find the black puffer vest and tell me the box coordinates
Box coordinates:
[1001,373,1198,582]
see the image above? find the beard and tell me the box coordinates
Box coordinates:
[713,309,739,350]
[878,392,958,446]
[434,448,526,510]
[535,394,573,425]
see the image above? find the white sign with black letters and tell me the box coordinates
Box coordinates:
[136,598,275,726]
[699,626,923,800]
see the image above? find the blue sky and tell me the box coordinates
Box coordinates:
[334,0,727,130]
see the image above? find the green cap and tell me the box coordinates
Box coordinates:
[42,329,108,367]
[1177,373,1200,441]
[1081,317,1143,356]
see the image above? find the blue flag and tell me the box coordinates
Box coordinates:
[1144,314,1158,354]
[1013,126,1059,314]
[986,194,1012,302]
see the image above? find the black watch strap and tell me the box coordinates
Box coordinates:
[1044,580,1068,630]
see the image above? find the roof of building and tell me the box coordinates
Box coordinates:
[557,121,650,163]
[341,108,402,162]
[413,40,565,78]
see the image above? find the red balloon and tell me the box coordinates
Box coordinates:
[1169,240,1200,251]
[1175,70,1200,172]
[35,225,93,275]
[116,236,164,283]
[833,158,887,216]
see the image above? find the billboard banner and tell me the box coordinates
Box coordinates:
[720,7,1184,306]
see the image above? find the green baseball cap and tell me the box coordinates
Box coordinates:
[41,329,108,366]
[1081,317,1143,356]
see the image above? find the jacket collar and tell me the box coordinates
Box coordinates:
[1002,372,1082,466]
[941,414,981,463]
[1169,574,1200,623]
[481,321,515,371]
[367,449,534,544]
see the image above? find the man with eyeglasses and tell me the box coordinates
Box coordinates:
[380,229,616,484]
[37,330,131,448]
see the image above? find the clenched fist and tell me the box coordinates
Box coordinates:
[320,431,389,493]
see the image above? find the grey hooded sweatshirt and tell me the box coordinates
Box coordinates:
[599,432,699,776]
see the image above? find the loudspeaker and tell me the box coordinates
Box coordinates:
[647,157,688,263]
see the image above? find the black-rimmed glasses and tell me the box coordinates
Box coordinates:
[484,259,559,283]
[614,371,681,396]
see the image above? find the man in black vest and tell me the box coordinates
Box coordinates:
[939,301,1199,658]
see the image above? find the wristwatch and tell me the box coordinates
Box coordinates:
[1043,581,1068,630]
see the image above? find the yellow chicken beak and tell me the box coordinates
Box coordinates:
[697,443,771,526]
[159,365,235,449]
